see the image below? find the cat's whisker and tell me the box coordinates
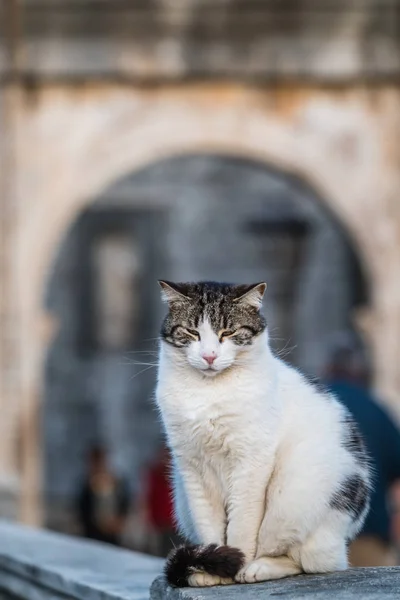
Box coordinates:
[267,326,280,335]
[275,340,298,359]
[125,350,159,355]
[123,360,158,367]
[128,364,157,381]
[122,354,158,366]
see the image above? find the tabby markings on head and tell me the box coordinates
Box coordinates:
[159,280,267,348]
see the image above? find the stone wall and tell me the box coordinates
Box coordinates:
[10,1,400,80]
[0,79,399,525]
[1,1,400,524]
[0,84,22,521]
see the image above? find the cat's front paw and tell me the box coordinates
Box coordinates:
[235,557,301,583]
[236,560,270,584]
[188,572,235,587]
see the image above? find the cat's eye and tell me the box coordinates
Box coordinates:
[184,328,200,341]
[219,330,236,341]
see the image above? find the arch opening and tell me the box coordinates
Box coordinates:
[42,153,370,536]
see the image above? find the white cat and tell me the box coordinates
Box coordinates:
[155,280,371,587]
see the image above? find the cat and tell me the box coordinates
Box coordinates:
[155,280,372,587]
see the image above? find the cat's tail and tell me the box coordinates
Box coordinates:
[165,543,245,587]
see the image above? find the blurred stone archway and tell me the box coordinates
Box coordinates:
[10,86,400,525]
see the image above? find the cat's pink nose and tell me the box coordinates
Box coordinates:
[202,352,217,365]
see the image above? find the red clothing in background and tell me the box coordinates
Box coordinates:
[147,463,174,530]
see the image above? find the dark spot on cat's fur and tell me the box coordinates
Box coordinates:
[159,281,266,348]
[341,412,370,468]
[330,474,369,519]
[302,374,329,395]
[330,412,371,519]
[165,543,245,587]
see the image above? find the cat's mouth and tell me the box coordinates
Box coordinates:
[201,367,219,377]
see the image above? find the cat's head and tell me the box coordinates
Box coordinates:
[159,280,267,376]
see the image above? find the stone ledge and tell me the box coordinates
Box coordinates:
[150,568,400,600]
[0,521,163,599]
[2,521,400,600]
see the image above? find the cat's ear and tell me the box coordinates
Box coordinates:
[233,282,267,309]
[158,280,191,305]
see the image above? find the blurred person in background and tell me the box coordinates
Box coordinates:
[324,339,400,566]
[76,444,130,546]
[142,445,178,557]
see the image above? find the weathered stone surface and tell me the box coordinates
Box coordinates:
[0,521,163,599]
[3,520,400,600]
[2,0,400,531]
[4,79,400,525]
[151,568,400,600]
[15,0,400,79]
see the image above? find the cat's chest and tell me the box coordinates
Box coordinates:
[160,384,253,455]
[187,408,236,455]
